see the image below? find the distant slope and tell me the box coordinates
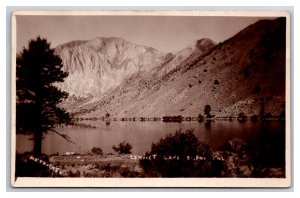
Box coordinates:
[59,18,286,118]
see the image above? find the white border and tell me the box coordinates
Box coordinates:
[13,10,290,17]
[10,10,291,188]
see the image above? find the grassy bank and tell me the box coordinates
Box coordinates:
[49,154,141,177]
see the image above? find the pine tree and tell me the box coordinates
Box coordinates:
[16,37,72,156]
[204,105,212,118]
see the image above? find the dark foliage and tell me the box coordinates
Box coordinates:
[91,147,103,155]
[264,112,272,120]
[105,120,111,126]
[197,113,204,122]
[139,129,221,177]
[113,141,133,154]
[162,115,183,123]
[15,153,51,177]
[220,138,248,155]
[204,105,212,118]
[120,167,140,177]
[16,37,71,155]
[250,114,259,122]
[237,112,247,122]
[185,116,192,121]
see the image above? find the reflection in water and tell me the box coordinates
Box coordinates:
[16,120,285,168]
[204,120,212,130]
[252,121,285,168]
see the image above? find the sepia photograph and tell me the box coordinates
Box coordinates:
[11,10,291,187]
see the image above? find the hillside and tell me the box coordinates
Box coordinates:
[57,17,286,118]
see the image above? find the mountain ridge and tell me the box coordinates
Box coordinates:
[56,18,286,118]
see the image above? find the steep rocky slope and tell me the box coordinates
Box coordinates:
[55,37,166,98]
[58,17,286,118]
[55,37,215,112]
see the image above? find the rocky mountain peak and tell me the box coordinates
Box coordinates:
[54,36,166,98]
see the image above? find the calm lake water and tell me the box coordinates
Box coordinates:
[16,120,285,165]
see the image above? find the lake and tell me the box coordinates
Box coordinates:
[16,120,285,166]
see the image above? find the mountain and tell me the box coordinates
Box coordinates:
[55,37,216,111]
[55,37,166,98]
[56,17,286,118]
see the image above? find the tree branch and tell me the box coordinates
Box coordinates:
[50,129,76,145]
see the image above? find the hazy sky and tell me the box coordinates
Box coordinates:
[16,15,274,53]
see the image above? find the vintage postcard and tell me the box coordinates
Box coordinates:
[11,10,291,187]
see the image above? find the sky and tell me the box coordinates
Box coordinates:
[16,15,274,53]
